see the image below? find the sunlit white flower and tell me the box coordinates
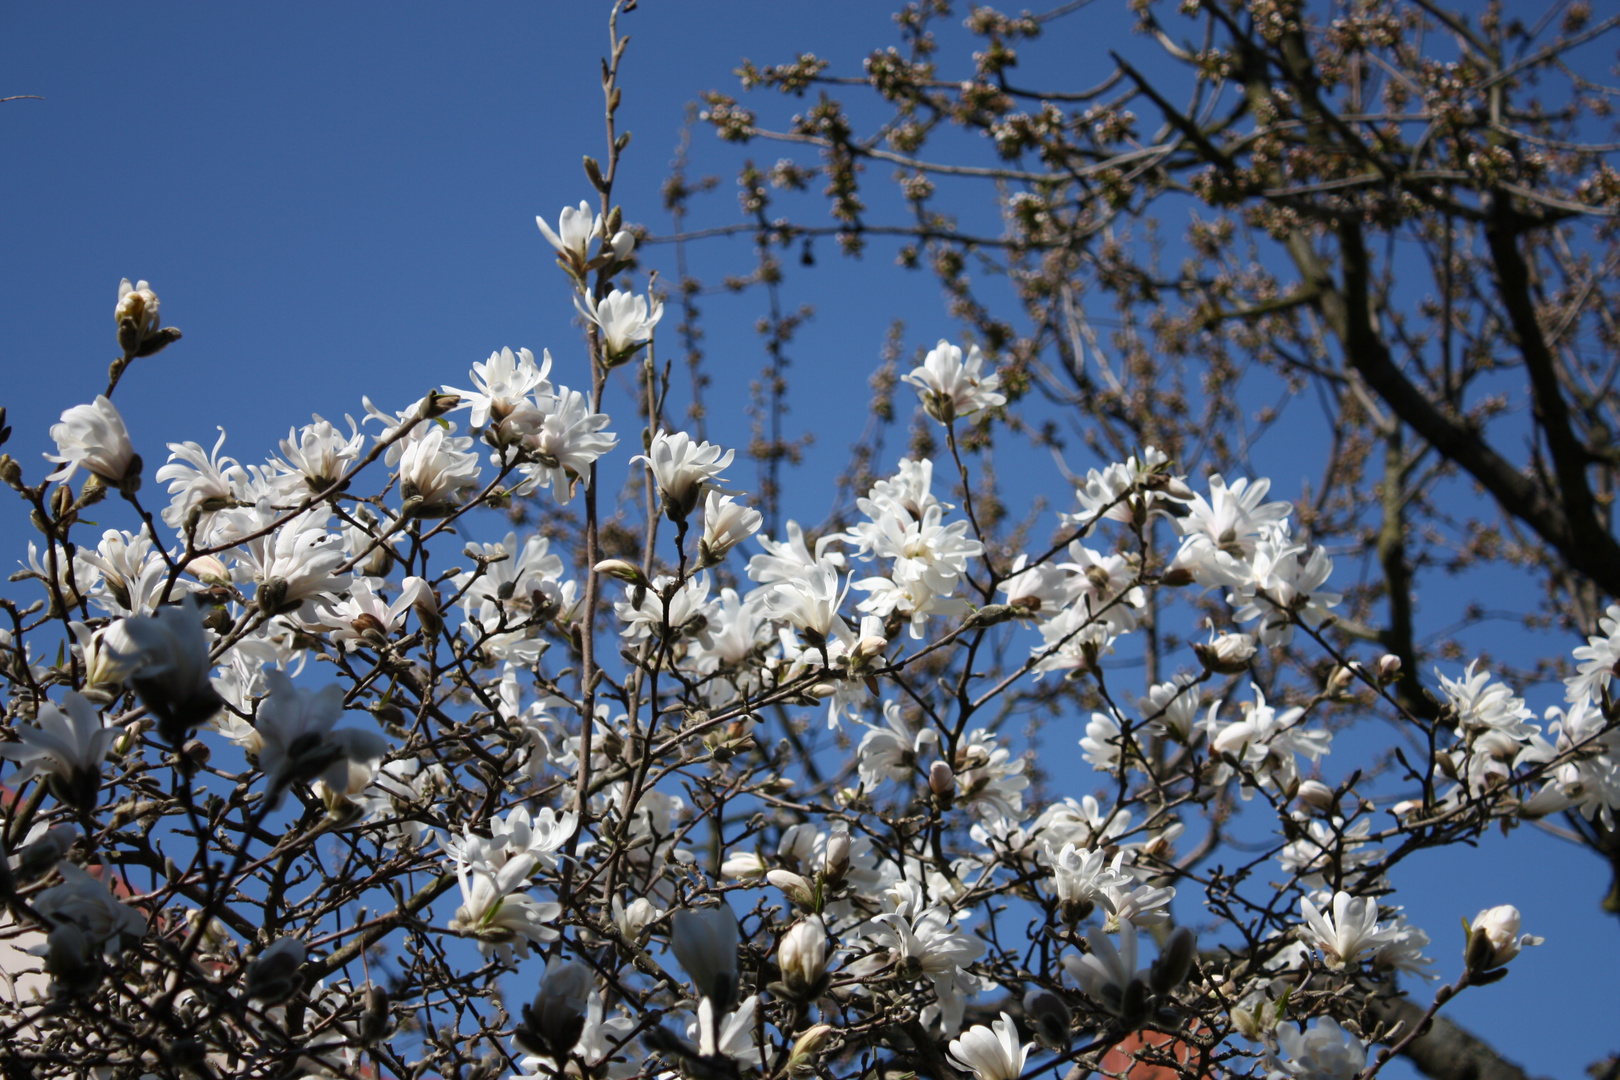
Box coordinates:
[1299,892,1397,969]
[902,339,1006,423]
[635,429,734,521]
[514,385,617,503]
[155,429,247,534]
[115,278,161,347]
[275,414,365,493]
[1568,603,1620,704]
[699,491,762,565]
[398,422,482,514]
[575,288,663,362]
[857,700,939,790]
[1271,1016,1366,1080]
[444,346,555,431]
[537,200,602,263]
[947,1013,1028,1080]
[45,396,138,488]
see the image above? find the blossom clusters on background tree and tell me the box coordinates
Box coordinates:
[0,5,1614,1080]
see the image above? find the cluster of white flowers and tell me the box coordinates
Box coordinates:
[0,192,1588,1080]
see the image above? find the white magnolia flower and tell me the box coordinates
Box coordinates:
[514,386,617,503]
[1063,920,1146,1017]
[947,1013,1029,1080]
[0,692,119,806]
[443,346,555,431]
[253,669,387,805]
[671,905,740,1008]
[156,429,247,534]
[76,527,168,616]
[1299,891,1397,969]
[857,700,939,790]
[112,600,224,743]
[537,200,602,263]
[902,338,1006,423]
[777,916,829,998]
[33,861,146,957]
[45,395,138,487]
[1568,603,1620,703]
[575,288,663,362]
[447,851,559,963]
[635,429,734,521]
[699,491,762,565]
[275,414,365,493]
[1271,1017,1366,1080]
[398,422,482,513]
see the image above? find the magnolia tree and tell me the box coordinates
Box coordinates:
[0,7,1615,1080]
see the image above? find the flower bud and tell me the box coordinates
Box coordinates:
[767,869,818,912]
[1195,632,1257,674]
[417,391,463,420]
[594,558,649,587]
[516,958,593,1060]
[612,895,661,943]
[1377,654,1403,684]
[1294,779,1337,814]
[360,984,392,1045]
[1023,988,1071,1050]
[822,830,851,889]
[670,906,739,1011]
[1465,905,1542,973]
[1150,926,1198,995]
[610,230,635,261]
[788,1024,836,1076]
[0,453,21,490]
[776,916,830,1001]
[244,937,306,1004]
[187,554,232,587]
[929,761,956,809]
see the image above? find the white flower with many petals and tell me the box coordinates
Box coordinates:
[0,692,119,807]
[45,395,138,488]
[155,429,247,535]
[1299,891,1398,969]
[902,339,1006,423]
[33,861,146,958]
[1063,920,1146,1017]
[444,346,555,431]
[398,423,482,514]
[275,414,365,494]
[947,1013,1029,1080]
[514,386,617,503]
[699,491,763,566]
[635,429,734,521]
[112,600,224,743]
[537,200,602,263]
[1270,1017,1366,1080]
[253,669,387,806]
[575,288,663,363]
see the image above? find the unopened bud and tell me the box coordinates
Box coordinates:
[0,454,22,490]
[822,830,851,888]
[767,869,818,912]
[1377,654,1403,684]
[1150,926,1198,994]
[187,554,231,586]
[610,230,635,261]
[929,761,956,809]
[788,1024,835,1076]
[1023,989,1071,1050]
[417,391,463,420]
[244,937,306,1004]
[1294,779,1336,813]
[1327,665,1356,696]
[775,916,830,1001]
[594,558,649,587]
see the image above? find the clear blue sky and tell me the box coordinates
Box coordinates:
[2,5,1612,1078]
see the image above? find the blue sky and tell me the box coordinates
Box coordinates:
[2,4,1614,1078]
